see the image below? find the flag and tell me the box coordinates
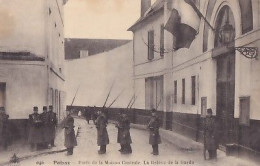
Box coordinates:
[164,0,201,49]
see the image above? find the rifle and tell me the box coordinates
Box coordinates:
[126,94,135,109]
[103,80,115,107]
[71,85,80,106]
[156,97,162,110]
[129,96,138,109]
[108,89,125,108]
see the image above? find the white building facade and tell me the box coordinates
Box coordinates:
[0,0,67,139]
[129,0,260,155]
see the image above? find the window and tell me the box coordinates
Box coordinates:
[174,80,177,104]
[148,30,154,60]
[182,79,185,104]
[0,83,6,107]
[239,0,253,34]
[191,76,196,105]
[239,96,250,126]
[145,76,164,110]
[160,24,164,57]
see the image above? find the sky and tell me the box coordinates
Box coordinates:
[64,0,150,40]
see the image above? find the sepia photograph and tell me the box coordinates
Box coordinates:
[0,0,260,165]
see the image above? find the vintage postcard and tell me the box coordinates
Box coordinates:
[0,0,259,166]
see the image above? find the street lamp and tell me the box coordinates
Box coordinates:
[219,8,258,59]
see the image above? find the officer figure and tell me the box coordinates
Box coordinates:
[40,106,49,148]
[148,108,161,155]
[48,105,57,147]
[28,106,43,151]
[116,109,132,154]
[95,108,109,154]
[204,108,217,160]
[63,109,77,155]
[0,107,9,150]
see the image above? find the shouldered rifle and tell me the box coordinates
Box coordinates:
[156,97,162,110]
[103,80,115,107]
[126,94,135,109]
[129,96,137,109]
[71,85,80,106]
[108,89,125,108]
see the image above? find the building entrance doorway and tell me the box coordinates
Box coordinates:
[216,53,235,148]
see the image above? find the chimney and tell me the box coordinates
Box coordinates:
[141,0,151,17]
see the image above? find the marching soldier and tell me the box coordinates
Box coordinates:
[148,108,161,155]
[28,106,43,151]
[204,108,217,160]
[95,107,109,154]
[0,107,9,150]
[48,105,57,147]
[40,106,49,148]
[116,109,132,154]
[63,109,77,155]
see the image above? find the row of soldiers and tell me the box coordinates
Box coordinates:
[94,108,161,155]
[28,106,57,151]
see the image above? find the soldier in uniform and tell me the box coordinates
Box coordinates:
[40,106,49,149]
[204,108,217,160]
[92,106,97,124]
[148,108,161,155]
[85,107,91,124]
[95,108,109,154]
[28,106,43,151]
[63,109,77,155]
[116,110,123,152]
[48,105,57,147]
[0,107,9,150]
[116,109,132,154]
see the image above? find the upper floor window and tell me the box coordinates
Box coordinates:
[160,24,164,57]
[182,78,185,104]
[174,80,177,104]
[191,76,196,105]
[148,30,154,60]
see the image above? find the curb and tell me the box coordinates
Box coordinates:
[130,123,203,151]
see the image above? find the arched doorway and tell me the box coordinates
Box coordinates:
[214,5,236,149]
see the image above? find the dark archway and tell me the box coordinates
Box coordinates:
[214,5,236,149]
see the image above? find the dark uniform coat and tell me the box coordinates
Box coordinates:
[96,113,109,146]
[204,116,217,150]
[64,115,77,148]
[117,115,132,145]
[28,113,44,144]
[116,114,123,143]
[148,115,161,145]
[0,112,9,143]
[40,112,49,142]
[48,111,57,140]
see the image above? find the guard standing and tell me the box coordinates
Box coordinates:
[116,110,132,154]
[63,109,77,155]
[40,106,49,148]
[28,106,43,151]
[0,107,9,150]
[95,108,109,154]
[48,105,57,147]
[116,110,123,152]
[148,108,161,155]
[204,108,217,160]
